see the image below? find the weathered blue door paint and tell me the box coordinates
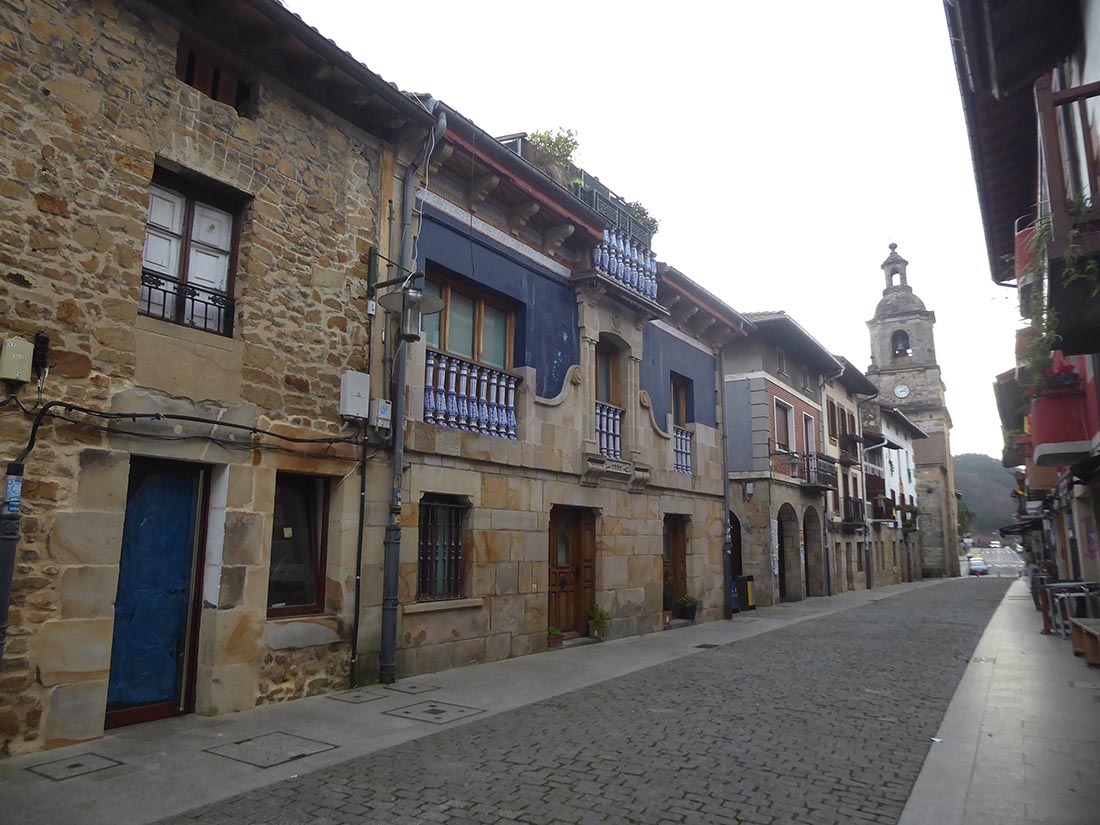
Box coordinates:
[107,463,201,711]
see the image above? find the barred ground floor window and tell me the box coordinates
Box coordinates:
[417,495,468,601]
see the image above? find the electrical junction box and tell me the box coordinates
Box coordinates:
[369,398,392,430]
[339,371,371,420]
[0,337,33,383]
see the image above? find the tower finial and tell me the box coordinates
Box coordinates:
[889,242,897,252]
[881,242,909,288]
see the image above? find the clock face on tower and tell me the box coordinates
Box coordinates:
[894,384,911,399]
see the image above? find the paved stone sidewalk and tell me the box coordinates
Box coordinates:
[158,579,1010,825]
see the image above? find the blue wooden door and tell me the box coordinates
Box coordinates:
[107,461,203,720]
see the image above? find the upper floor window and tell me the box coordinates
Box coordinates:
[176,36,255,114]
[774,399,793,451]
[141,173,239,337]
[801,366,811,390]
[596,340,622,407]
[595,337,625,460]
[827,400,839,443]
[423,278,511,370]
[776,347,788,376]
[891,330,912,358]
[671,373,693,474]
[268,473,328,617]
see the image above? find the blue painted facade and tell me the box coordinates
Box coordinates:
[416,206,579,398]
[639,324,717,428]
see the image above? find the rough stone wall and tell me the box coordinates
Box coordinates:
[0,0,389,756]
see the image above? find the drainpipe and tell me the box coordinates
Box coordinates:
[718,346,734,619]
[856,395,880,590]
[348,423,368,688]
[818,362,844,597]
[379,101,446,685]
[0,460,24,663]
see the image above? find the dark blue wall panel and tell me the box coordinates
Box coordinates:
[640,324,717,428]
[416,207,578,398]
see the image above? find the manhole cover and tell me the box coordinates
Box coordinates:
[326,689,386,704]
[695,643,719,649]
[26,753,122,781]
[383,682,440,695]
[205,732,336,768]
[384,701,484,725]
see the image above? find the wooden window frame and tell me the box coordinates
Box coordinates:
[671,372,691,428]
[802,412,815,455]
[141,168,242,336]
[424,275,514,371]
[175,32,256,115]
[774,398,793,452]
[267,472,330,618]
[827,400,838,443]
[776,347,788,376]
[595,340,623,408]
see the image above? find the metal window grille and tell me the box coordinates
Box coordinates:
[417,499,466,600]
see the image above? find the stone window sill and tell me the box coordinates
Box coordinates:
[403,598,484,615]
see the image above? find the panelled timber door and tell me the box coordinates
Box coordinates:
[548,507,595,636]
[663,514,688,599]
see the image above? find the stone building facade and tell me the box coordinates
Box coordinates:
[821,359,877,591]
[385,111,745,675]
[866,245,960,577]
[723,312,841,606]
[0,0,437,756]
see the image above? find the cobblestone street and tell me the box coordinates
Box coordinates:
[158,580,1010,825]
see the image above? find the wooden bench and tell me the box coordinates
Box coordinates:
[1069,618,1100,666]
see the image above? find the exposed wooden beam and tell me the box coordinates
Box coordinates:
[543,223,575,255]
[468,173,500,213]
[507,202,540,236]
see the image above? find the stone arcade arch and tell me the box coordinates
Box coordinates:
[776,503,801,602]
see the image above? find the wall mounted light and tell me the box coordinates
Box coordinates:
[377,277,444,342]
[743,481,754,502]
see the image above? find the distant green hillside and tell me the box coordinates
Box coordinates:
[953,453,1016,537]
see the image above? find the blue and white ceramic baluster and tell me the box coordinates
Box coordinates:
[456,360,470,430]
[435,354,448,424]
[476,367,490,434]
[651,251,659,299]
[446,356,459,427]
[422,349,435,426]
[601,230,611,273]
[612,409,621,459]
[506,376,517,439]
[487,371,500,436]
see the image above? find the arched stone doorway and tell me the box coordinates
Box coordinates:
[776,503,800,602]
[803,507,824,597]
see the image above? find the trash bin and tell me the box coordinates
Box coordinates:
[735,575,755,612]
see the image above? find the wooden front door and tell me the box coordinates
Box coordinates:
[106,459,208,729]
[548,507,595,636]
[663,515,687,598]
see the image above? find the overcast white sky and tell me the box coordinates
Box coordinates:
[284,0,1019,458]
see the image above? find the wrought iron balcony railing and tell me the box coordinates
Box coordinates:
[424,350,517,439]
[596,401,623,460]
[139,271,234,336]
[673,426,692,474]
[842,497,865,524]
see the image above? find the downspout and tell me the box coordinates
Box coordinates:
[818,361,844,597]
[856,395,881,591]
[349,422,368,687]
[379,101,446,684]
[718,344,734,619]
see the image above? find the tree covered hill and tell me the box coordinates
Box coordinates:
[953,453,1017,537]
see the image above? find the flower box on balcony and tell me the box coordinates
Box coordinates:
[1030,386,1090,467]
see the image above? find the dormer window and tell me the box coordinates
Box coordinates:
[891,330,912,358]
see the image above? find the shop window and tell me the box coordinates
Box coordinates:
[268,473,328,616]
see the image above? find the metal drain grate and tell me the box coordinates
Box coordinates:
[695,643,719,649]
[326,689,387,704]
[383,682,440,695]
[384,700,484,725]
[205,732,336,768]
[26,753,122,781]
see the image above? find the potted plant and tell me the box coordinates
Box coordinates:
[675,594,702,622]
[587,603,611,641]
[547,626,563,649]
[662,582,676,629]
